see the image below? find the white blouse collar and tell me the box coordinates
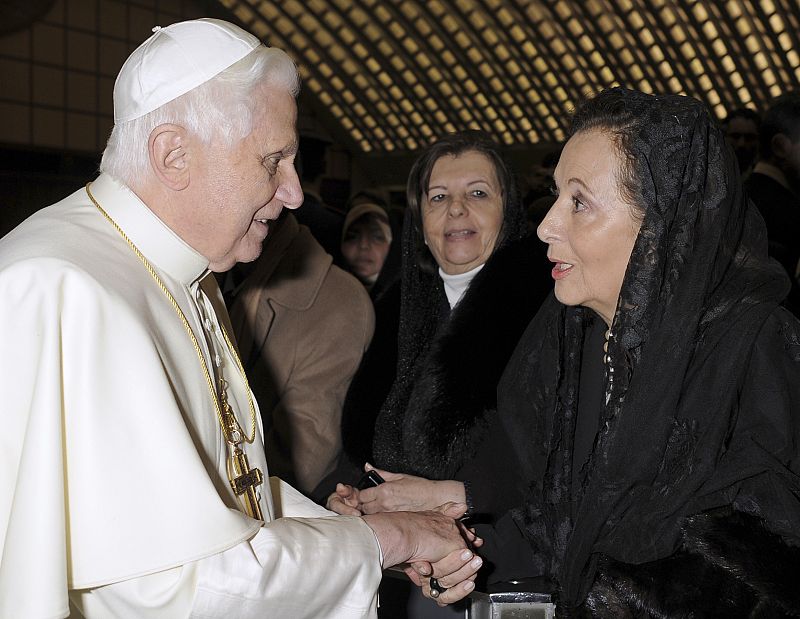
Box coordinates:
[439,263,484,309]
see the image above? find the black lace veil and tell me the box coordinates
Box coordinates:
[499,88,795,607]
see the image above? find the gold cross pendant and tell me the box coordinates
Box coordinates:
[228,445,264,521]
[219,380,244,444]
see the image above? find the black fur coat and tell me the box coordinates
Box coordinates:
[341,233,551,482]
[577,509,800,617]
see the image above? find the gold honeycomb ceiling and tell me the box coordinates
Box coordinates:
[218,0,800,154]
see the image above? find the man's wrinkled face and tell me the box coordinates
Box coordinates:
[188,84,303,272]
[725,117,759,172]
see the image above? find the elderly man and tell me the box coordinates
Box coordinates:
[0,19,480,618]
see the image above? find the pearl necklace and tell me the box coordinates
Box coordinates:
[603,328,615,405]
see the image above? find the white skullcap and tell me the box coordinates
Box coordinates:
[113,18,260,123]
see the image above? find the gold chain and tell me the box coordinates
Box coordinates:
[85,183,257,445]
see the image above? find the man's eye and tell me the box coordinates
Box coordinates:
[263,157,280,173]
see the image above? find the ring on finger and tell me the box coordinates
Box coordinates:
[429,577,447,599]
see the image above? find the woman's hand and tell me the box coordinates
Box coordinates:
[403,503,484,606]
[357,464,467,515]
[325,483,363,516]
[406,547,482,606]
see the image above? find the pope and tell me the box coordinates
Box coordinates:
[0,18,481,619]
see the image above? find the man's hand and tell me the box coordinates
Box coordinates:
[362,502,483,605]
[326,483,362,516]
[357,464,467,515]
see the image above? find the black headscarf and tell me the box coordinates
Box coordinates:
[371,139,529,474]
[498,88,799,607]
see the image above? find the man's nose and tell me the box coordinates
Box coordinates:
[278,164,304,209]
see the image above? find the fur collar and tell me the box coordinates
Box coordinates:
[383,234,550,479]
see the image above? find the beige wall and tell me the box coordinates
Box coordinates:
[0,1,352,233]
[0,0,220,154]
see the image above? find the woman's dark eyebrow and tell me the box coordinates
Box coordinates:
[567,177,591,191]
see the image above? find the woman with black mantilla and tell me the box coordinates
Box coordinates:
[319,130,553,615]
[500,87,800,615]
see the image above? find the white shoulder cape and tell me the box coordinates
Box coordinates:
[0,175,380,618]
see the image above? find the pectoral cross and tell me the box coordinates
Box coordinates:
[229,444,264,521]
[220,380,264,521]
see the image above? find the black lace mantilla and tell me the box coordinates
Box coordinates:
[498,88,797,610]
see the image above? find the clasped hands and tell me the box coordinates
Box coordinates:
[329,465,481,605]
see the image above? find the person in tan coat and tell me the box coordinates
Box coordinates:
[224,211,374,494]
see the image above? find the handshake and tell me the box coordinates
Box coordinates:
[327,465,483,606]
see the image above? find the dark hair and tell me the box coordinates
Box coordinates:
[540,148,563,169]
[297,136,331,182]
[720,107,761,129]
[405,130,520,273]
[759,92,800,159]
[722,107,761,129]
[568,90,649,220]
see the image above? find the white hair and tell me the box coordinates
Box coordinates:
[100,46,300,186]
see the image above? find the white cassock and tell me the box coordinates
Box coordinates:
[0,174,382,618]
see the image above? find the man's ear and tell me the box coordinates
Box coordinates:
[149,124,190,190]
[771,133,793,162]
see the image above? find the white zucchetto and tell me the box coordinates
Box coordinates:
[113,18,260,123]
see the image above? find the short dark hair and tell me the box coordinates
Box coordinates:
[297,136,331,182]
[722,107,761,129]
[406,130,520,273]
[759,92,800,159]
[568,89,648,220]
[540,148,563,169]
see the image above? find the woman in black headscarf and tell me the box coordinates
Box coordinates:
[320,130,552,613]
[500,87,800,616]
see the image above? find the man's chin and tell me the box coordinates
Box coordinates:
[208,234,268,272]
[236,246,264,268]
[209,250,258,273]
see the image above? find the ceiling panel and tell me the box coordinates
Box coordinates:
[217,0,800,153]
